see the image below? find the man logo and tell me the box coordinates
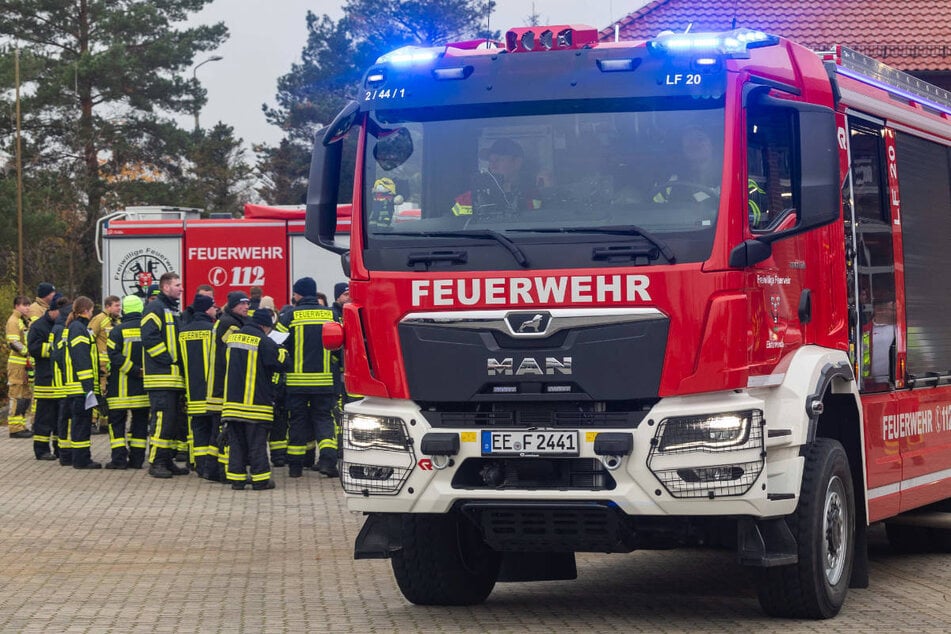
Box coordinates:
[505,311,552,337]
[487,356,572,376]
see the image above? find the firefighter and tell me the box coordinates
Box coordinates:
[207,291,250,480]
[178,293,218,480]
[652,126,721,205]
[451,138,542,217]
[26,295,64,459]
[28,282,56,323]
[140,272,189,479]
[248,285,263,316]
[103,295,150,469]
[6,295,33,438]
[51,300,72,465]
[63,296,102,469]
[257,299,289,467]
[88,295,120,433]
[331,283,349,323]
[277,277,338,478]
[181,285,215,325]
[222,308,287,490]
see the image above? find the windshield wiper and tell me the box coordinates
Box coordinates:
[509,225,675,263]
[388,230,529,268]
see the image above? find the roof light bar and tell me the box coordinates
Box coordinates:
[647,28,778,59]
[376,46,444,65]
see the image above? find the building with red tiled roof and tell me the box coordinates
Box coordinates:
[601,0,951,89]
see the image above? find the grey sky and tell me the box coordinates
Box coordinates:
[185,1,648,149]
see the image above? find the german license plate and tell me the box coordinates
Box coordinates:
[481,430,579,456]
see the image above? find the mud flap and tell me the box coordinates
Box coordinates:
[354,513,403,559]
[737,517,798,567]
[849,519,869,588]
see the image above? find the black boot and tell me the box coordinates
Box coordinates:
[166,459,189,476]
[149,462,173,479]
[252,479,275,490]
[129,448,145,469]
[316,456,339,478]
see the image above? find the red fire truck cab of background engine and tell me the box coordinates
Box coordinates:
[308,24,951,618]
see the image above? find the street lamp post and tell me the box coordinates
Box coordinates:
[192,55,223,132]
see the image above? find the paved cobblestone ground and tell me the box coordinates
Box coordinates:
[1,433,951,632]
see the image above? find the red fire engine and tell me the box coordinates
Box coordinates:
[308,24,951,618]
[96,204,351,306]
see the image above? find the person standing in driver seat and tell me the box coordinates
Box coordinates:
[452,138,542,216]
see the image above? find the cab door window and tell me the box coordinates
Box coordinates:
[747,109,796,232]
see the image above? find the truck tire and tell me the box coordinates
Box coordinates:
[391,513,500,606]
[757,438,855,619]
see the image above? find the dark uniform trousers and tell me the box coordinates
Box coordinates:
[69,396,94,467]
[56,399,72,464]
[286,393,336,467]
[33,399,58,459]
[108,408,149,468]
[226,420,271,485]
[269,406,288,464]
[148,390,184,465]
[190,414,215,474]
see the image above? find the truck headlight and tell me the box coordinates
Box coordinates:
[341,413,415,495]
[345,414,409,452]
[655,410,762,453]
[647,409,765,498]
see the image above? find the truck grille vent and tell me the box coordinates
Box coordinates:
[422,409,648,428]
[451,457,616,490]
[459,502,635,552]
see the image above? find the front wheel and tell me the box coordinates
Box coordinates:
[391,513,500,606]
[757,438,855,619]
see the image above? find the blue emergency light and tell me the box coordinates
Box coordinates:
[376,46,444,65]
[647,28,778,59]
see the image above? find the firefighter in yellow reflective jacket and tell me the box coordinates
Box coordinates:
[277,277,337,479]
[178,294,219,480]
[207,291,250,480]
[63,297,102,469]
[28,282,56,323]
[140,272,189,479]
[26,295,65,459]
[88,295,120,433]
[6,295,33,437]
[50,301,72,464]
[103,295,150,469]
[222,309,287,490]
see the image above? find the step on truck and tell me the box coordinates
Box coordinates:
[307,23,951,618]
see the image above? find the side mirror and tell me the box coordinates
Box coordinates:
[306,102,361,255]
[322,100,361,145]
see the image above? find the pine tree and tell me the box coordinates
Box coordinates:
[0,0,227,295]
[181,123,254,215]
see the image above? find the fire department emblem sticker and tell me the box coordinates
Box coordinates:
[115,249,175,296]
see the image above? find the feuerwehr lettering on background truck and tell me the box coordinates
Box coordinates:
[97,204,351,305]
[307,23,951,618]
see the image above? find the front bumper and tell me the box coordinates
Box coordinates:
[341,393,804,519]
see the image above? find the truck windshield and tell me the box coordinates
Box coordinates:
[363,102,725,267]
